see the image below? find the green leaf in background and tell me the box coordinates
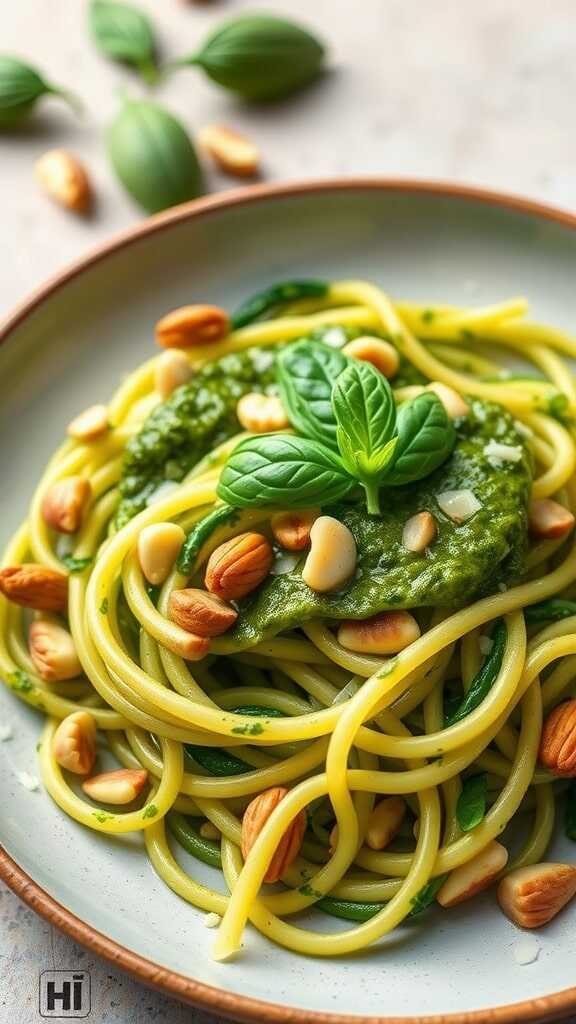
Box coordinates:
[217,434,356,509]
[231,279,329,329]
[565,782,576,841]
[386,393,456,487]
[175,14,326,102]
[90,0,158,83]
[0,55,80,129]
[108,97,204,213]
[456,774,488,833]
[278,340,347,451]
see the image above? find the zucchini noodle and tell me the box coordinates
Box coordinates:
[1,278,575,965]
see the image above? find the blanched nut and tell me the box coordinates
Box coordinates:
[539,699,576,777]
[154,350,193,399]
[342,336,400,379]
[41,476,91,534]
[67,404,109,442]
[169,587,237,637]
[402,511,437,553]
[301,516,356,593]
[426,381,470,419]
[337,610,421,655]
[198,124,260,178]
[365,797,407,851]
[529,498,575,540]
[205,532,273,601]
[155,305,230,349]
[236,392,289,433]
[437,840,509,907]
[35,149,92,213]
[497,862,576,928]
[271,509,318,551]
[53,711,97,775]
[241,786,306,883]
[137,522,186,585]
[82,768,148,805]
[29,621,82,682]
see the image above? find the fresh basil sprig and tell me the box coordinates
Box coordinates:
[0,55,81,129]
[217,434,356,509]
[90,0,158,84]
[385,393,456,487]
[232,280,329,330]
[456,774,488,833]
[277,340,347,451]
[332,361,398,514]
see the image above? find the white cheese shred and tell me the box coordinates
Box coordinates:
[436,489,482,523]
[203,913,222,929]
[483,440,523,467]
[16,770,40,792]
[512,935,540,965]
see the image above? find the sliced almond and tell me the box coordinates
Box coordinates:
[498,862,576,928]
[365,797,406,851]
[301,517,356,593]
[154,350,193,399]
[0,564,68,611]
[29,621,81,682]
[82,767,148,804]
[342,336,399,379]
[271,510,318,551]
[155,305,229,349]
[539,699,576,777]
[67,404,109,442]
[169,588,237,637]
[137,523,186,586]
[437,841,509,907]
[241,787,306,883]
[199,124,260,178]
[337,611,420,655]
[205,532,273,601]
[402,511,437,552]
[35,149,92,213]
[42,476,91,534]
[529,499,575,540]
[53,711,97,775]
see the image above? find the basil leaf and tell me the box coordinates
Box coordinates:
[177,14,326,102]
[108,97,204,213]
[409,875,447,916]
[61,555,93,575]
[456,774,488,832]
[0,56,80,129]
[446,621,506,726]
[178,505,240,574]
[232,280,329,329]
[278,341,347,450]
[217,434,355,508]
[90,0,158,83]
[386,393,455,487]
[565,783,576,841]
[525,599,576,624]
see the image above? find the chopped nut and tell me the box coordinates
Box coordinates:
[498,862,576,928]
[35,149,92,213]
[82,768,148,804]
[137,522,186,586]
[271,510,318,551]
[42,476,91,534]
[154,350,193,399]
[0,564,68,611]
[337,610,421,655]
[402,511,437,552]
[199,124,260,178]
[53,711,97,775]
[67,404,109,442]
[29,621,82,682]
[205,532,273,601]
[169,588,237,637]
[427,382,470,419]
[301,516,356,593]
[437,841,509,907]
[199,821,221,840]
[365,797,407,851]
[241,786,306,883]
[156,305,229,349]
[529,499,575,540]
[343,336,399,379]
[539,699,576,777]
[236,393,289,433]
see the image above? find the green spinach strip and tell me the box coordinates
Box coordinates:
[167,812,222,868]
[445,621,507,726]
[525,599,576,624]
[231,280,329,329]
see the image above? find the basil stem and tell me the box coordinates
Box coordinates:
[108,97,204,213]
[167,813,222,869]
[277,340,347,451]
[445,620,507,726]
[525,599,576,624]
[456,773,488,833]
[231,280,329,329]
[319,897,385,923]
[90,0,158,84]
[178,505,240,574]
[565,782,576,841]
[0,55,81,129]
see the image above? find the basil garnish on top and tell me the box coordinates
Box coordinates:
[277,340,346,451]
[385,393,456,487]
[232,280,329,330]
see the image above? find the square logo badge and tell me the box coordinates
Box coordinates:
[39,971,91,1018]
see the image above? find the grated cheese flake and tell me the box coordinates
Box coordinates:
[436,489,482,523]
[483,440,523,467]
[16,770,39,791]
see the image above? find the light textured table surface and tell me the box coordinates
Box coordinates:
[2,0,576,1021]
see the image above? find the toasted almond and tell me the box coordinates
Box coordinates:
[402,511,437,552]
[199,124,260,178]
[137,522,186,586]
[154,350,193,399]
[337,610,420,655]
[498,863,576,928]
[29,621,81,682]
[271,510,319,551]
[427,382,470,418]
[365,797,407,851]
[301,516,356,593]
[342,336,400,379]
[529,499,575,540]
[42,476,91,534]
[205,532,273,602]
[539,699,576,777]
[169,588,237,637]
[82,767,148,804]
[35,149,92,213]
[155,305,229,349]
[53,711,97,775]
[67,404,109,442]
[241,786,306,883]
[236,393,289,433]
[0,564,68,611]
[437,841,509,907]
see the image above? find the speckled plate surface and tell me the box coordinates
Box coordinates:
[1,181,575,1024]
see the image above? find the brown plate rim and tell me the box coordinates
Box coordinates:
[1,177,576,1024]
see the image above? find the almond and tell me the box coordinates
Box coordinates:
[337,610,421,655]
[402,511,437,552]
[42,476,91,534]
[437,841,509,907]
[0,564,68,611]
[498,863,576,928]
[155,305,229,349]
[169,588,237,637]
[236,393,289,433]
[301,516,357,593]
[137,522,186,586]
[365,797,407,851]
[241,786,306,883]
[154,350,193,399]
[539,699,576,777]
[342,336,399,379]
[67,404,109,442]
[427,381,470,419]
[35,149,92,213]
[199,124,260,178]
[529,499,575,540]
[271,510,318,551]
[53,711,97,775]
[29,621,81,682]
[82,768,148,804]
[205,532,273,601]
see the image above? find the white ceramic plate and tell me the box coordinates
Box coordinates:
[1,181,575,1024]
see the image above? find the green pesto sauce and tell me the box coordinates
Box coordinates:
[228,399,532,648]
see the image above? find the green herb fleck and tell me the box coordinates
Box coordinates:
[99,597,109,614]
[62,555,93,574]
[409,875,447,916]
[299,882,322,898]
[93,811,115,823]
[421,308,435,324]
[9,669,33,693]
[142,803,158,819]
[460,327,476,341]
[231,722,265,736]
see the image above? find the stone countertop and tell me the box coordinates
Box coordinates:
[2,0,576,1021]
